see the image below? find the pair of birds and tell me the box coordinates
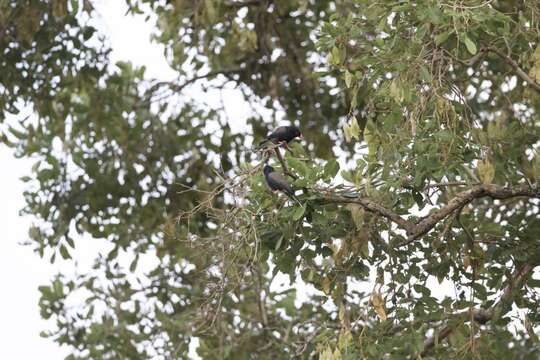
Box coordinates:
[260,125,302,202]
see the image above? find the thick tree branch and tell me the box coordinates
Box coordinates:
[406,183,539,244]
[322,183,539,246]
[420,263,535,356]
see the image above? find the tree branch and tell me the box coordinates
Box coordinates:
[224,0,264,8]
[322,183,539,246]
[147,68,243,99]
[406,183,539,244]
[486,47,540,93]
[274,147,298,180]
[321,194,416,235]
[420,263,535,356]
[447,46,540,93]
[425,181,479,189]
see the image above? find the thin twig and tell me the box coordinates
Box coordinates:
[425,181,479,188]
[274,147,298,180]
[146,68,243,101]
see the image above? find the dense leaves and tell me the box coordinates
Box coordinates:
[2,0,540,359]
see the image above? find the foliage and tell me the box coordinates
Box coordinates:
[1,0,540,359]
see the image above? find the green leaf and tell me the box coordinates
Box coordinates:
[129,254,139,272]
[59,244,71,260]
[38,285,52,297]
[29,226,41,241]
[321,246,333,257]
[31,161,41,173]
[343,117,362,143]
[412,190,423,207]
[413,284,431,296]
[274,235,284,251]
[276,290,296,317]
[330,46,342,65]
[344,70,353,88]
[65,236,75,248]
[419,65,431,82]
[343,123,352,142]
[292,205,306,221]
[70,0,79,14]
[83,27,96,41]
[53,279,63,296]
[341,170,355,183]
[287,157,308,177]
[324,159,340,179]
[9,126,27,140]
[463,35,477,55]
[434,30,452,45]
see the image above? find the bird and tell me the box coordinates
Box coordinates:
[258,125,302,148]
[263,165,300,203]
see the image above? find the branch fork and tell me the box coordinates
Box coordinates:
[323,183,539,246]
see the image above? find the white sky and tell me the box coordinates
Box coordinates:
[0,148,69,358]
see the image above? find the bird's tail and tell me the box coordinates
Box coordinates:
[286,191,302,205]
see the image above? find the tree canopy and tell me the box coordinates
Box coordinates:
[1,0,540,358]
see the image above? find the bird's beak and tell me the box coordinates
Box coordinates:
[299,133,304,139]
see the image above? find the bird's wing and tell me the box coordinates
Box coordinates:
[267,171,294,195]
[268,126,287,141]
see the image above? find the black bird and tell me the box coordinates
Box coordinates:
[263,165,300,203]
[258,125,302,147]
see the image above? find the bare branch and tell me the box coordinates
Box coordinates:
[147,68,243,100]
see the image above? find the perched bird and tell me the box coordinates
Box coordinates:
[263,165,300,203]
[258,125,302,147]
